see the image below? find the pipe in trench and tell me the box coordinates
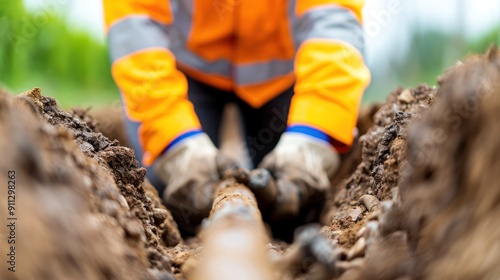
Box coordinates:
[191,178,277,280]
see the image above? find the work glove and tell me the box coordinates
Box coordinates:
[154,133,219,234]
[259,132,340,221]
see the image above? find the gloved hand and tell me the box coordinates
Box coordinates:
[154,133,219,233]
[259,132,340,221]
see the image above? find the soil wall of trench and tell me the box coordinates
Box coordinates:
[1,47,500,279]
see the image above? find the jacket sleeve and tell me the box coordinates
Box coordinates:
[289,0,371,152]
[103,0,201,166]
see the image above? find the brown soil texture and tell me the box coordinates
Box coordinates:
[0,88,181,280]
[370,46,500,279]
[324,47,500,279]
[2,47,500,280]
[321,84,436,247]
[82,104,131,148]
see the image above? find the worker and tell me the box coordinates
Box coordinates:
[103,0,370,233]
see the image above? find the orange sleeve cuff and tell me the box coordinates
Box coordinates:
[112,49,201,166]
[139,100,200,166]
[289,39,371,150]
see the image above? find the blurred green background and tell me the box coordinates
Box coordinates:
[0,0,117,107]
[365,26,500,103]
[1,0,499,107]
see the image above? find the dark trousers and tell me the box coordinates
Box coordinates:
[125,76,293,194]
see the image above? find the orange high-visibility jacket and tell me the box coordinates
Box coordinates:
[104,0,371,166]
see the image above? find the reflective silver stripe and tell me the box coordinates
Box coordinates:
[236,60,294,85]
[108,16,170,63]
[231,0,298,85]
[170,0,191,41]
[108,0,297,85]
[171,0,293,84]
[174,49,232,77]
[295,5,364,54]
[169,0,232,78]
[288,0,298,50]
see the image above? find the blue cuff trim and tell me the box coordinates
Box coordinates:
[286,125,329,143]
[164,130,203,152]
